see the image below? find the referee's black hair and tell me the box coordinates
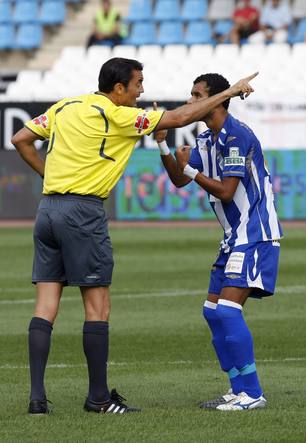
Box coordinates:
[193,73,230,110]
[98,57,143,93]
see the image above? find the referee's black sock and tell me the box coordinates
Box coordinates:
[28,316,53,401]
[83,321,110,403]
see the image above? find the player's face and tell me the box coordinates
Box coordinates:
[187,81,209,104]
[188,81,213,122]
[122,70,144,107]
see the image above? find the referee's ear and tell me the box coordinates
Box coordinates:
[114,83,125,95]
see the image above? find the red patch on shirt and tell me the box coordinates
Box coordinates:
[135,114,150,134]
[32,114,48,128]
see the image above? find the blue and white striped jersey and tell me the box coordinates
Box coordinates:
[189,114,283,251]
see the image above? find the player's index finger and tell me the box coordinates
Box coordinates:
[245,72,259,81]
[153,101,157,110]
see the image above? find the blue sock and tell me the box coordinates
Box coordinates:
[203,301,243,395]
[216,300,262,398]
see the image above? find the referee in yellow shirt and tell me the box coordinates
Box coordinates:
[12,57,256,415]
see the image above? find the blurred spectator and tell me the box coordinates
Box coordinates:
[230,0,260,45]
[87,0,127,48]
[248,0,292,44]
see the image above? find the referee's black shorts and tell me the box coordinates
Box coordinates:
[32,194,114,287]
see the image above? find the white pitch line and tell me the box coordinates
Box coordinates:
[0,289,204,305]
[0,357,305,370]
[0,286,305,306]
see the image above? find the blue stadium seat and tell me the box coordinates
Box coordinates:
[214,19,232,43]
[157,21,184,45]
[126,22,156,45]
[154,0,181,21]
[13,1,39,24]
[289,18,306,43]
[185,20,213,44]
[0,24,15,50]
[181,0,208,21]
[0,2,12,24]
[15,23,42,49]
[126,0,152,22]
[39,1,66,25]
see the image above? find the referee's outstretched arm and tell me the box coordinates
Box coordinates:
[155,72,258,130]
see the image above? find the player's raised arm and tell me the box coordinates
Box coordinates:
[153,102,191,188]
[155,72,258,130]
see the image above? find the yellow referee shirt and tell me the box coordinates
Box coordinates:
[25,94,164,199]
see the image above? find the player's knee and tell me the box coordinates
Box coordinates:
[203,306,215,322]
[202,300,218,322]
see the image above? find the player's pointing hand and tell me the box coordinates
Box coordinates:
[229,72,258,99]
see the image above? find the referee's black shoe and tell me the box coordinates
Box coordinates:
[28,398,52,414]
[84,389,141,414]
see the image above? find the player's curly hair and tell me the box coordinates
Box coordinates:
[98,57,143,93]
[193,73,230,110]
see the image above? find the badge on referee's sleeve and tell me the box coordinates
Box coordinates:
[134,113,150,134]
[32,114,48,129]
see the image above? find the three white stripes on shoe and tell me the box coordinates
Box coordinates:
[104,403,126,414]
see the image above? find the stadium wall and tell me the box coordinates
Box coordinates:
[1,102,306,220]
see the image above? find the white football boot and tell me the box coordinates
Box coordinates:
[216,391,267,411]
[199,389,237,409]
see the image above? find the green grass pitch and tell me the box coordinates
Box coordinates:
[0,224,305,442]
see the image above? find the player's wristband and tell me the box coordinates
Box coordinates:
[183,164,199,180]
[158,141,170,156]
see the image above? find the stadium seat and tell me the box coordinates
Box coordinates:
[0,2,12,24]
[0,24,15,50]
[289,18,306,43]
[157,21,184,45]
[185,20,213,44]
[239,43,266,71]
[214,43,240,61]
[15,23,43,49]
[291,41,306,61]
[126,22,156,45]
[39,1,66,26]
[208,0,235,21]
[153,0,181,22]
[189,43,214,60]
[181,0,208,21]
[112,45,138,59]
[13,1,39,24]
[137,44,162,66]
[17,69,43,84]
[292,0,306,20]
[55,46,86,73]
[163,44,188,63]
[5,70,43,100]
[125,0,153,22]
[214,19,233,43]
[265,43,291,61]
[86,45,112,63]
